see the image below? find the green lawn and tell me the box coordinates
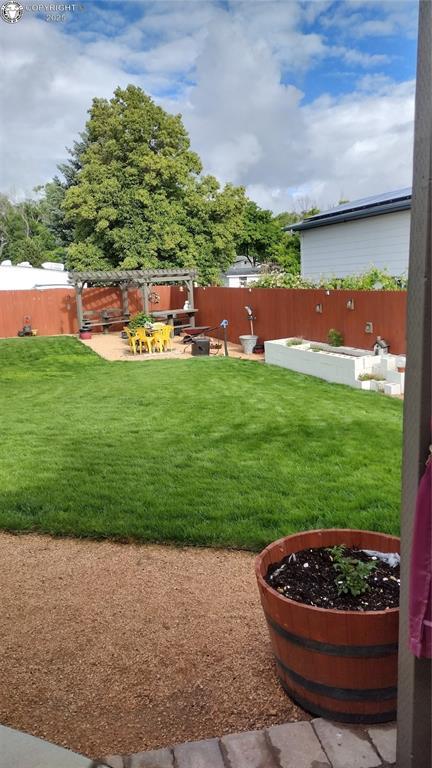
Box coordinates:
[0,336,402,550]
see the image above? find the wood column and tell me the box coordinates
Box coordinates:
[75,282,83,330]
[396,2,432,766]
[121,283,129,321]
[187,280,195,327]
[141,283,149,315]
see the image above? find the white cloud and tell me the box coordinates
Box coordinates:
[0,1,415,213]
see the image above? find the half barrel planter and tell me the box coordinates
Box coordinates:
[256,529,400,724]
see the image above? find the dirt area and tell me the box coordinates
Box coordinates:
[0,533,305,759]
[80,331,264,363]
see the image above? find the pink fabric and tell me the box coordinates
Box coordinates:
[409,451,432,658]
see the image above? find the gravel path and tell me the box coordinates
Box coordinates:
[0,533,305,759]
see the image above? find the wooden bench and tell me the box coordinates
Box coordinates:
[82,308,130,333]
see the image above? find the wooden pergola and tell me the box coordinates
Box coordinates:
[70,269,197,331]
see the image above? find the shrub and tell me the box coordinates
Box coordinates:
[286,338,303,346]
[328,329,344,347]
[358,373,386,381]
[251,267,407,291]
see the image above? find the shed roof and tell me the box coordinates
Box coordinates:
[289,187,412,232]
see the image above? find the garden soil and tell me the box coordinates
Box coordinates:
[0,532,305,759]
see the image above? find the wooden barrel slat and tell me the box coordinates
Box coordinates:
[256,529,399,724]
[278,678,397,725]
[266,622,397,688]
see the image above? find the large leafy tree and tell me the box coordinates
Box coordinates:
[236,201,283,266]
[234,202,321,275]
[0,194,64,266]
[63,85,246,283]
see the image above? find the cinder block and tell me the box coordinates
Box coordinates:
[221,729,277,768]
[174,739,225,768]
[367,725,396,765]
[100,758,124,768]
[130,748,174,767]
[312,719,381,768]
[267,721,330,768]
[384,382,401,396]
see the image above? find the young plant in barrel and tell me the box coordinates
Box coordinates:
[327,545,377,597]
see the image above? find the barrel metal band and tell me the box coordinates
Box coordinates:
[275,656,397,702]
[265,613,398,658]
[278,678,396,724]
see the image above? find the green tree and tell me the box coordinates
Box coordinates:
[63,85,246,282]
[236,200,284,266]
[37,179,74,247]
[0,195,64,267]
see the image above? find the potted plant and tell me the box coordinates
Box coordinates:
[128,312,154,332]
[255,528,400,724]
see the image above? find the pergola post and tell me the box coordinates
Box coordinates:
[120,283,129,321]
[75,282,83,330]
[396,2,432,766]
[187,279,195,327]
[142,282,149,315]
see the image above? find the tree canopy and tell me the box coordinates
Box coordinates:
[63,85,247,283]
[0,193,64,267]
[0,84,326,283]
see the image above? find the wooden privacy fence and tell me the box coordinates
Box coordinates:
[0,286,173,338]
[195,287,407,354]
[0,285,407,354]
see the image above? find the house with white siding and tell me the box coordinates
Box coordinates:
[289,188,411,280]
[222,257,262,287]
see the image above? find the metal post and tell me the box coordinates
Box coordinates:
[75,282,83,330]
[219,319,229,356]
[396,2,432,766]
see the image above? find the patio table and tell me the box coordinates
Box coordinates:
[150,308,198,329]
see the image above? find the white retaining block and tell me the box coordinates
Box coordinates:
[384,382,401,396]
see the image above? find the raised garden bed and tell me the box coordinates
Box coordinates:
[264,338,405,395]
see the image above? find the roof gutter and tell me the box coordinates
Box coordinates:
[287,199,411,232]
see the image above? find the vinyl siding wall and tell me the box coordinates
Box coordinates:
[300,210,410,279]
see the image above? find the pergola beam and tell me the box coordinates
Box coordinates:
[70,269,197,287]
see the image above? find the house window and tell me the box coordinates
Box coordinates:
[239,277,248,288]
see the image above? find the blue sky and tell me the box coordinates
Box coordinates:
[0,0,419,211]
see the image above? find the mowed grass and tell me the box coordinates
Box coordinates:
[0,336,402,550]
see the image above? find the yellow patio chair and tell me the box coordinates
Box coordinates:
[151,327,165,353]
[161,324,173,352]
[124,326,139,355]
[135,326,154,354]
[152,324,172,353]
